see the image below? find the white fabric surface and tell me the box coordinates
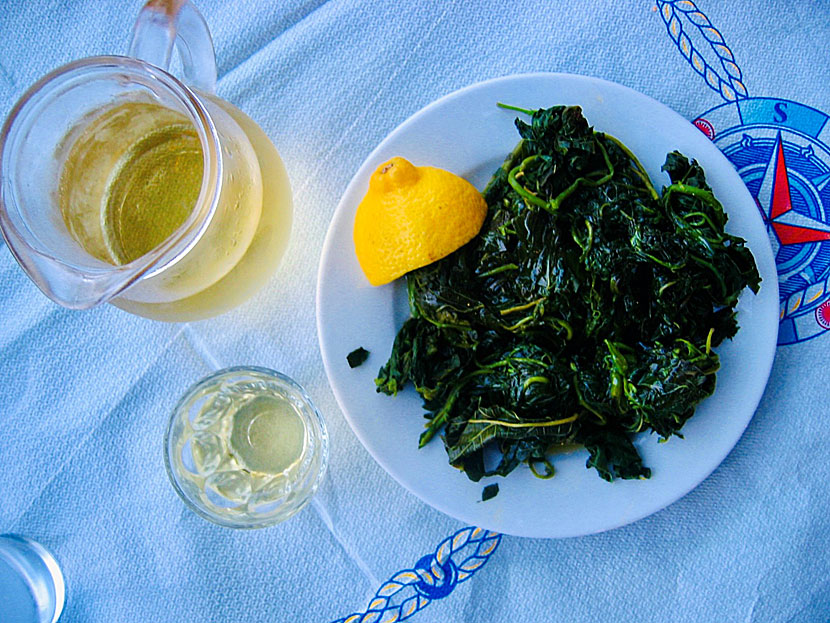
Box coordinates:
[0,1,828,621]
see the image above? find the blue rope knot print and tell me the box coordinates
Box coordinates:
[331,527,501,623]
[412,553,458,600]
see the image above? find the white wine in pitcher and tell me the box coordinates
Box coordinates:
[57,97,291,321]
[59,101,210,265]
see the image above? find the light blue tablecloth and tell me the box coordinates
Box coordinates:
[1,1,828,621]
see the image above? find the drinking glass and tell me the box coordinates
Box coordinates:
[165,367,329,528]
[0,534,65,623]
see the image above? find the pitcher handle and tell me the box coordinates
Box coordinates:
[128,0,218,94]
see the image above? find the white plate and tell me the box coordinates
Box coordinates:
[316,73,778,538]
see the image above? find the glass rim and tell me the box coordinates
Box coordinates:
[0,534,66,623]
[0,55,223,303]
[163,366,329,529]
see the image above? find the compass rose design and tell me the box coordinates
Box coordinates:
[658,0,830,344]
[701,108,830,344]
[756,132,830,256]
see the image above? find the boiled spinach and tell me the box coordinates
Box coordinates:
[376,105,760,482]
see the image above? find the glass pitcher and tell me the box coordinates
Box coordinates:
[0,0,292,321]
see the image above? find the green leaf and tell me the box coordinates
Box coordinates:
[346,347,369,368]
[481,483,499,502]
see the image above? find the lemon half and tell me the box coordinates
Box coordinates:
[353,157,487,286]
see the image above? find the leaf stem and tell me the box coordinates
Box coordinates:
[507,156,550,209]
[662,182,720,211]
[418,369,489,447]
[549,317,574,340]
[572,376,607,425]
[466,414,579,428]
[478,263,519,278]
[496,102,536,115]
[484,140,527,198]
[499,297,545,316]
[549,138,615,211]
[522,375,550,389]
[601,132,658,201]
[528,458,556,479]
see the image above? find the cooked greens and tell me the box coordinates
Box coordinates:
[481,483,499,502]
[375,105,760,482]
[347,347,370,368]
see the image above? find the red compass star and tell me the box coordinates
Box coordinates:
[756,132,830,257]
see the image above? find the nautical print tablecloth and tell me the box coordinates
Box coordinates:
[0,1,827,621]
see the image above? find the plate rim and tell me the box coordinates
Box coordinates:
[316,71,779,538]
